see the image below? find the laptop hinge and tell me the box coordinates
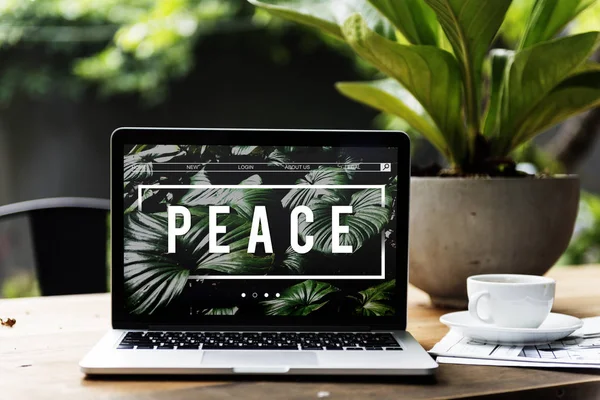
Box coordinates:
[147,325,372,332]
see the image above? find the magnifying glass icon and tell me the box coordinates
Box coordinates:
[380,163,391,172]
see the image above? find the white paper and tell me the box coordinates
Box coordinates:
[430,317,600,368]
[436,356,600,369]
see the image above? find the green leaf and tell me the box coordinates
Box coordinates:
[247,0,395,41]
[124,212,192,315]
[349,279,396,316]
[482,49,514,137]
[336,78,448,156]
[424,0,512,141]
[125,188,157,214]
[280,246,306,274]
[509,69,600,149]
[367,0,439,45]
[180,174,277,221]
[341,13,465,163]
[189,170,211,185]
[231,145,259,156]
[298,188,390,254]
[124,210,274,314]
[570,60,600,77]
[495,32,600,154]
[519,0,596,49]
[193,213,275,275]
[281,167,349,209]
[266,149,291,166]
[203,307,239,315]
[123,145,181,181]
[261,280,339,316]
[348,279,396,317]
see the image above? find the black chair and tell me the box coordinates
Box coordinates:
[0,197,109,295]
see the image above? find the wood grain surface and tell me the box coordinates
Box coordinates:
[1,265,600,400]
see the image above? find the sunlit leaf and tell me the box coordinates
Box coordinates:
[336,78,448,157]
[341,13,465,164]
[247,0,396,41]
[494,32,600,155]
[519,0,596,49]
[424,0,512,139]
[509,68,600,149]
[368,0,439,45]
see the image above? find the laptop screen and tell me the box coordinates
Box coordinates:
[122,143,400,320]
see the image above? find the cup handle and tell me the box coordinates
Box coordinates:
[468,290,494,324]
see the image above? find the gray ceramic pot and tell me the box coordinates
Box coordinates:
[409,176,579,309]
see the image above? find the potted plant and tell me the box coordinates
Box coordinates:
[248,0,600,307]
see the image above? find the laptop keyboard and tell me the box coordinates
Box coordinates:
[118,331,403,351]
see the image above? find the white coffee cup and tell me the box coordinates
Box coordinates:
[467,274,555,329]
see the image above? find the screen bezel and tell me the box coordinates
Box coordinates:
[111,127,410,330]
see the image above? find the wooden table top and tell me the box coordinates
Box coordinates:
[2,265,600,400]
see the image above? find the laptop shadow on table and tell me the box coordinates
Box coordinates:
[83,374,438,385]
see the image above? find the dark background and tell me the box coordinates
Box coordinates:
[1,0,599,298]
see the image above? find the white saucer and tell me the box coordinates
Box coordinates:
[440,311,583,345]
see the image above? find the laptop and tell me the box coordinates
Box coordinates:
[80,127,438,376]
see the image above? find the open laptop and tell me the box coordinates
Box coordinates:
[80,127,438,375]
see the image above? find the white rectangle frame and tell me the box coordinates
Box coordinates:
[137,184,387,280]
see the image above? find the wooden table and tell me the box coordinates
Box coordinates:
[2,266,600,400]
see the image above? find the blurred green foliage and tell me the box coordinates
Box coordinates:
[1,0,597,107]
[560,193,600,266]
[1,272,40,298]
[0,0,372,106]
[501,0,600,46]
[0,0,244,104]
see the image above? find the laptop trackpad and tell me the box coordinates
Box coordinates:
[202,351,318,369]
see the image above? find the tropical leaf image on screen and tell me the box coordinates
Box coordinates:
[123,144,231,212]
[123,144,398,316]
[279,246,306,274]
[179,174,277,220]
[202,307,239,315]
[298,188,391,254]
[124,209,273,314]
[349,279,396,316]
[261,280,340,316]
[281,167,349,210]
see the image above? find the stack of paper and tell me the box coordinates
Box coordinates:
[429,317,600,369]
